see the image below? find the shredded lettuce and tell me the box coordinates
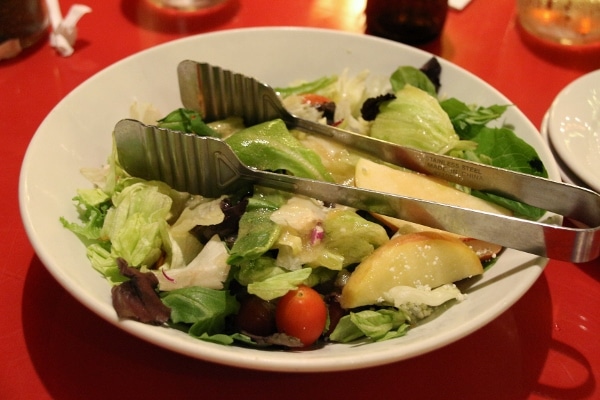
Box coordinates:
[370,85,477,155]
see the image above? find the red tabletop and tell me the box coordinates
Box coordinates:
[2,0,599,399]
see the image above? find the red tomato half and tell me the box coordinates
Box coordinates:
[301,93,332,106]
[275,285,328,347]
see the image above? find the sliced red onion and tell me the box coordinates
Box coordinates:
[161,268,175,282]
[310,223,325,245]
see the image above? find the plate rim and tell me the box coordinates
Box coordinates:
[547,69,600,192]
[541,111,591,187]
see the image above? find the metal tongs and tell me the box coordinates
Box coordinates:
[114,61,600,263]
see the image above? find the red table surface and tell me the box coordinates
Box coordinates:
[2,0,599,399]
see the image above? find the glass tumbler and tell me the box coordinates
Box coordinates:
[516,0,600,45]
[146,0,230,11]
[365,0,449,45]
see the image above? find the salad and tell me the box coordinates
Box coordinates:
[61,58,548,349]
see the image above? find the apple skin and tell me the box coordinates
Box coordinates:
[340,232,483,309]
[384,218,503,262]
[354,158,507,261]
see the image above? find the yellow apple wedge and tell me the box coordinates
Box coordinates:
[354,158,509,261]
[388,219,503,262]
[340,232,483,309]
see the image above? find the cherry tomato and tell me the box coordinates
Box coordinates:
[275,285,327,347]
[301,93,332,106]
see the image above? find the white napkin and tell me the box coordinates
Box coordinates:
[449,0,472,11]
[45,0,92,56]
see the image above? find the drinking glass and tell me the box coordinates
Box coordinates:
[517,0,600,45]
[365,0,449,45]
[146,0,230,11]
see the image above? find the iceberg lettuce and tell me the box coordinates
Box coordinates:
[155,235,230,291]
[370,85,476,155]
[225,119,334,182]
[101,182,172,268]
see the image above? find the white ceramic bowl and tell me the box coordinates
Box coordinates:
[19,27,560,372]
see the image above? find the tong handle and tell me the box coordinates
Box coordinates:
[253,169,599,263]
[293,117,600,224]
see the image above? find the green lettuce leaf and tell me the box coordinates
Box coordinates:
[225,119,334,182]
[101,182,172,267]
[60,188,111,241]
[329,308,410,343]
[274,75,337,97]
[86,243,127,284]
[247,267,313,300]
[440,97,509,139]
[370,85,476,155]
[227,207,281,265]
[317,209,389,268]
[157,108,220,137]
[161,286,239,337]
[467,126,547,219]
[440,97,547,219]
[233,256,288,287]
[389,66,437,96]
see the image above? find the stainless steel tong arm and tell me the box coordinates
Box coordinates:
[177,60,599,231]
[114,119,600,263]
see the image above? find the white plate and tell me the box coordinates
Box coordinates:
[541,112,590,187]
[548,69,600,192]
[19,27,560,372]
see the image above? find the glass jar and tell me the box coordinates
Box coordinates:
[0,0,49,59]
[365,0,449,45]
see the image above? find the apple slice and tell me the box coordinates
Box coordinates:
[354,158,508,261]
[387,219,503,262]
[340,232,483,309]
[355,157,512,215]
